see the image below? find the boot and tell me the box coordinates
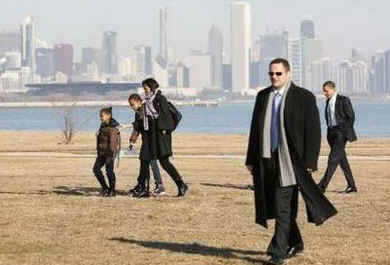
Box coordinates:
[96,176,109,196]
[176,181,188,197]
[108,177,116,197]
[134,178,150,199]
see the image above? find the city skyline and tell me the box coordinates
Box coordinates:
[1,1,390,96]
[1,0,390,61]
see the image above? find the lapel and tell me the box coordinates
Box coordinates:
[258,87,272,125]
[284,82,295,128]
[334,95,341,117]
[325,99,330,126]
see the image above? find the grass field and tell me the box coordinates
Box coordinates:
[0,131,389,265]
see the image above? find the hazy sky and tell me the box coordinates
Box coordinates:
[2,0,389,61]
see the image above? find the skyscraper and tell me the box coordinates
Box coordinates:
[159,7,169,67]
[54,44,74,79]
[258,30,289,86]
[302,38,323,91]
[0,30,21,57]
[208,25,223,89]
[102,31,118,74]
[4,51,22,69]
[300,19,315,39]
[184,50,212,90]
[385,49,390,93]
[372,51,386,93]
[81,47,98,73]
[231,1,251,94]
[288,38,303,86]
[36,48,55,78]
[20,16,36,75]
[133,45,153,77]
[145,46,153,75]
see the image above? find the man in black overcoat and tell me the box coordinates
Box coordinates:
[246,58,337,265]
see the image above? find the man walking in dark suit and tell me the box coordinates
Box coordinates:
[246,59,337,265]
[318,81,358,194]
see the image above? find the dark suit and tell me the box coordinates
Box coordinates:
[246,83,337,259]
[319,94,357,191]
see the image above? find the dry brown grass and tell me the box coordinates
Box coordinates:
[1,130,390,156]
[0,131,390,264]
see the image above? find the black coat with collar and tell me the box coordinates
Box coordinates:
[325,94,357,142]
[246,83,321,170]
[132,90,175,160]
[246,83,337,228]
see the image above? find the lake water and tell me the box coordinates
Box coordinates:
[1,99,389,137]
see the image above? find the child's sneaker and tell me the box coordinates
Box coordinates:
[153,185,166,196]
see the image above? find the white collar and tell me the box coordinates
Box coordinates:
[329,92,338,103]
[273,81,290,96]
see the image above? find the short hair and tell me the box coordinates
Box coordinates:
[269,58,290,72]
[141,78,159,92]
[323,81,336,89]
[128,93,142,102]
[100,106,112,116]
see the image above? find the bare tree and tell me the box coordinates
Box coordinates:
[51,96,96,145]
[62,105,76,144]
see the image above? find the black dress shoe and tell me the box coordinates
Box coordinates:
[286,245,304,258]
[268,256,284,265]
[341,187,357,194]
[177,183,188,197]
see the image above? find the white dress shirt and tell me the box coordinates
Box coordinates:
[327,93,338,127]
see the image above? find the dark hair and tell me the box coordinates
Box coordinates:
[100,106,112,116]
[323,80,336,89]
[128,93,142,102]
[269,58,291,72]
[141,78,159,92]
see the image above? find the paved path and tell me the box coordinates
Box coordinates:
[0,152,389,161]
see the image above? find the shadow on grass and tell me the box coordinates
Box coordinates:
[53,186,129,196]
[109,237,268,264]
[0,190,50,196]
[200,183,254,191]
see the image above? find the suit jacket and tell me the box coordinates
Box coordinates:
[246,82,337,228]
[325,94,357,142]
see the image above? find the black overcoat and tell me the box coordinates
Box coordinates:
[246,83,337,228]
[133,91,174,160]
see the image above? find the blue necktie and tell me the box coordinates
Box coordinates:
[271,93,282,152]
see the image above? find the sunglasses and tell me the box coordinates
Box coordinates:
[268,72,283,77]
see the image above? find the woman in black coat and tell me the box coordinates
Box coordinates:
[128,78,188,198]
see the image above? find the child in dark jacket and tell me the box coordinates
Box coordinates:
[93,107,120,197]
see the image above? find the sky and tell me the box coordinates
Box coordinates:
[2,0,390,61]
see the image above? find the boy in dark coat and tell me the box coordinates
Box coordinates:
[93,107,120,197]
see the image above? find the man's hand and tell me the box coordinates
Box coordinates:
[307,168,314,173]
[246,165,254,173]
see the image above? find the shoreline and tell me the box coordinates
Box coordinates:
[0,129,389,138]
[0,100,220,108]
[1,95,390,108]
